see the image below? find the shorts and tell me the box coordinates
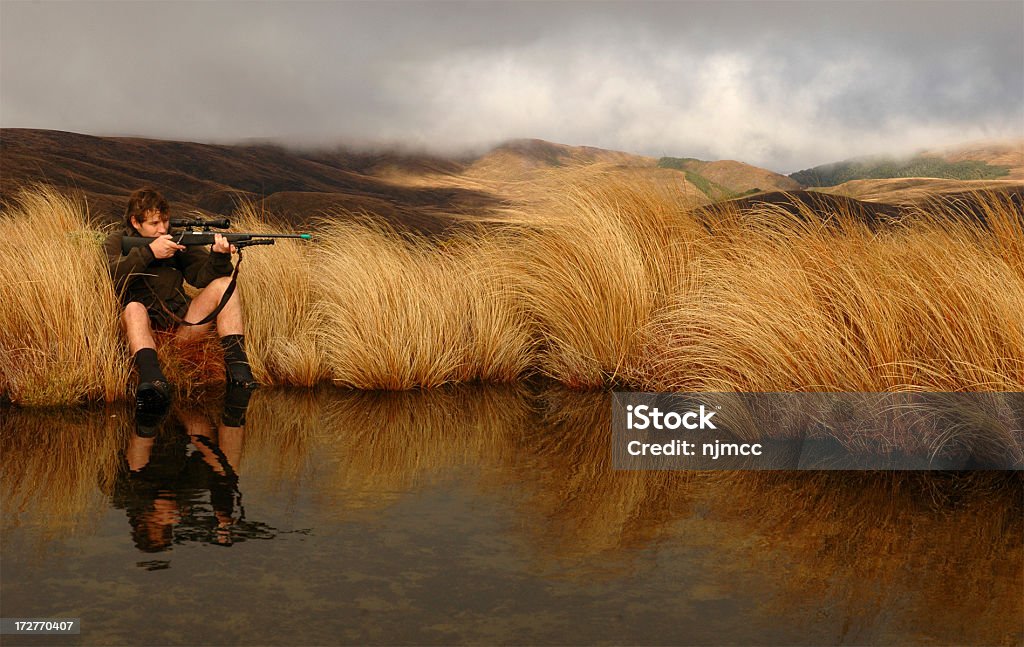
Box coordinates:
[122,296,191,331]
[148,304,187,331]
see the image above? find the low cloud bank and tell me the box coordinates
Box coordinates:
[2,2,1020,173]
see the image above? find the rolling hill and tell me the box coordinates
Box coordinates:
[1,130,804,231]
[0,129,499,233]
[790,140,1023,187]
[657,157,801,200]
[3,129,1018,233]
[813,177,1023,204]
[919,140,1024,180]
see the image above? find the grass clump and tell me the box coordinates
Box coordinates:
[310,217,532,389]
[0,186,130,404]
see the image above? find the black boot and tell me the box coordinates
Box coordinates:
[222,381,255,427]
[220,335,257,388]
[135,348,171,410]
[135,404,171,438]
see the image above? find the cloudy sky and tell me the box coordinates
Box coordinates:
[2,1,1021,172]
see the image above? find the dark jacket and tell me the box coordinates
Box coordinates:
[104,227,234,324]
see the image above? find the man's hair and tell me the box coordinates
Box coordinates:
[125,188,169,228]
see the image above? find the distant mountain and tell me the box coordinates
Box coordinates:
[813,177,1023,205]
[701,190,905,227]
[0,129,497,233]
[464,138,654,182]
[6,129,1014,233]
[702,186,1023,231]
[1,131,806,230]
[918,140,1024,180]
[790,140,1023,187]
[465,139,799,200]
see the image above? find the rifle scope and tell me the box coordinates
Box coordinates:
[171,217,231,230]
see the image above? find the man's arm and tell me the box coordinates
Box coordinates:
[103,231,154,291]
[180,245,234,288]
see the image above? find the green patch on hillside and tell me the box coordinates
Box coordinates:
[657,157,748,200]
[789,156,1011,187]
[657,157,703,170]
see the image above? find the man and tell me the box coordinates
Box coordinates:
[104,188,256,408]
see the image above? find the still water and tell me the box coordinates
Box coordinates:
[2,386,1021,646]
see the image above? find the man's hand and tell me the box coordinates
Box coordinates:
[149,234,186,259]
[212,233,237,255]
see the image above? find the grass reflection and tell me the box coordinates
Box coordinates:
[1,405,127,538]
[2,387,1020,643]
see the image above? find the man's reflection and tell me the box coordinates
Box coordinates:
[113,384,259,552]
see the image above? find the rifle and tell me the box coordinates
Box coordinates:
[121,217,312,254]
[120,217,312,327]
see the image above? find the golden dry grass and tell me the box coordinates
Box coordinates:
[309,216,533,388]
[639,190,1024,392]
[230,205,327,386]
[0,180,1021,406]
[490,171,702,386]
[0,186,130,404]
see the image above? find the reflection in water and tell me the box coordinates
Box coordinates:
[110,384,277,556]
[0,406,124,538]
[613,392,1024,469]
[525,391,1021,642]
[1,385,1021,644]
[238,385,537,511]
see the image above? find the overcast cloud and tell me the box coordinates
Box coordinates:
[1,1,1021,172]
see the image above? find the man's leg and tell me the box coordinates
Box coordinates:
[177,277,256,386]
[122,301,157,353]
[175,277,241,341]
[123,302,170,406]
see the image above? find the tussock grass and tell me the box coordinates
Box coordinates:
[640,192,1024,392]
[0,187,130,405]
[310,216,533,388]
[492,172,699,387]
[1,181,1021,406]
[231,205,327,386]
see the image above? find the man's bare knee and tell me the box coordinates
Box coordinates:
[209,276,231,295]
[123,302,151,326]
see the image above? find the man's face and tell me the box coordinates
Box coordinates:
[131,209,169,237]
